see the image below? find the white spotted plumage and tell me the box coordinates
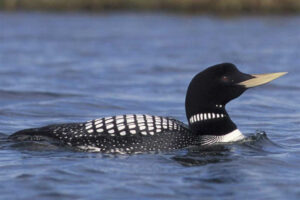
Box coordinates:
[84,114,185,138]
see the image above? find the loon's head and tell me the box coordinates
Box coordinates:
[185,63,287,137]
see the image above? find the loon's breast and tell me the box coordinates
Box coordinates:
[9,114,196,153]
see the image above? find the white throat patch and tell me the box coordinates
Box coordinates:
[200,129,245,145]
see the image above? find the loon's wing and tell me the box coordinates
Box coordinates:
[9,114,193,153]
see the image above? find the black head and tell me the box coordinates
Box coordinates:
[185,63,252,116]
[185,63,286,136]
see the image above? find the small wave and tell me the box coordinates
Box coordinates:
[9,141,62,151]
[1,136,64,152]
[136,65,196,74]
[0,132,8,137]
[242,130,283,147]
[171,131,286,166]
[0,89,79,99]
[238,131,285,154]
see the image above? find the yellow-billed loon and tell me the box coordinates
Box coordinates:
[8,63,286,153]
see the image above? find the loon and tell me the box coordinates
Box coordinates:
[8,63,286,153]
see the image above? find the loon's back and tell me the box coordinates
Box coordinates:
[9,114,195,153]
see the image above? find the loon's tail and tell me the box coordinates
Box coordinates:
[8,128,56,142]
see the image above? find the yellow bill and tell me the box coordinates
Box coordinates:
[238,72,287,88]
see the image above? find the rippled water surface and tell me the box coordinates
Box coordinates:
[0,12,299,199]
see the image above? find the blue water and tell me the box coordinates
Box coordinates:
[0,12,300,199]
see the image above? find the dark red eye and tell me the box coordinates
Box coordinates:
[221,76,229,82]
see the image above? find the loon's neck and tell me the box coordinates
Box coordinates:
[186,104,237,136]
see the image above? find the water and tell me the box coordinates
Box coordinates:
[0,12,300,199]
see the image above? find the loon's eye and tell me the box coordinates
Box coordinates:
[221,76,229,82]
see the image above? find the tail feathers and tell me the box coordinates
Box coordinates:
[8,128,57,142]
